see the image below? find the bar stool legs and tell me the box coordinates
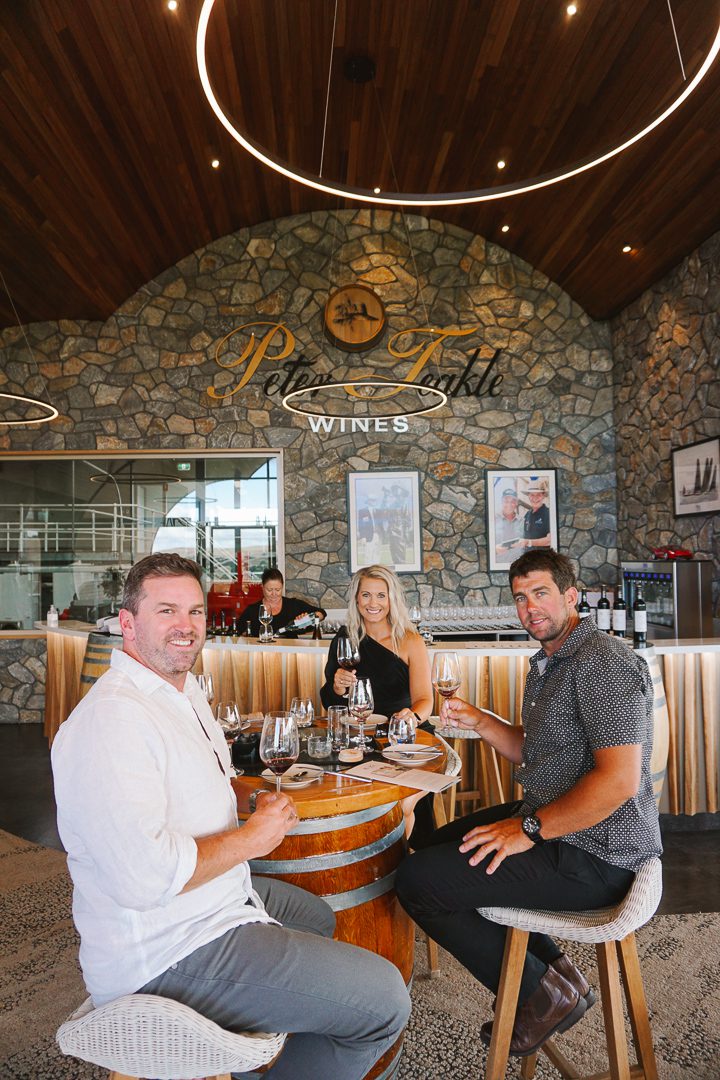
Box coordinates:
[484,927,659,1080]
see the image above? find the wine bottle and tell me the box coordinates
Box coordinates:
[633,583,647,649]
[578,589,591,619]
[612,582,627,638]
[596,585,611,632]
[219,609,227,636]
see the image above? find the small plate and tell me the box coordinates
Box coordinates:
[261,764,325,788]
[382,743,441,767]
[348,713,387,730]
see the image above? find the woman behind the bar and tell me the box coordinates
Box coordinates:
[242,567,326,637]
[321,564,434,838]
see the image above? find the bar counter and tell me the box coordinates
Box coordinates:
[41,627,720,816]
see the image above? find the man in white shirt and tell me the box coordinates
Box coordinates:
[52,553,410,1080]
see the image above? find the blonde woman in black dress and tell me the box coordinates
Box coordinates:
[321,564,433,837]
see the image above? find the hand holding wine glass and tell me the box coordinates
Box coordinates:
[348,677,374,753]
[334,635,360,696]
[260,711,300,794]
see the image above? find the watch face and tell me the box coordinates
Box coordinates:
[523,815,541,836]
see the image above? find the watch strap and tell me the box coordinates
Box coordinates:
[248,788,267,813]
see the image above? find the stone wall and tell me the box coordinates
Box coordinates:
[611,229,720,610]
[0,210,616,609]
[0,638,46,724]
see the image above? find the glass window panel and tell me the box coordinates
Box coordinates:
[0,454,280,628]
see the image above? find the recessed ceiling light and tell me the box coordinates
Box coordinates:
[167,0,178,10]
[497,159,506,170]
[501,224,510,233]
[211,158,220,169]
[622,244,633,253]
[373,186,381,194]
[567,4,578,15]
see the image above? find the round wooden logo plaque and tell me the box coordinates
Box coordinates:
[323,284,386,352]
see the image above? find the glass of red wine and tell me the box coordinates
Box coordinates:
[348,677,374,752]
[260,711,300,793]
[431,652,461,704]
[336,634,360,672]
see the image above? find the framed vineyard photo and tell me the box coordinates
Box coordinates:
[672,437,720,517]
[347,470,422,573]
[486,469,559,571]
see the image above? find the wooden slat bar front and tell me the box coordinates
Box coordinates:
[41,628,720,815]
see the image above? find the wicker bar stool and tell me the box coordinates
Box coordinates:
[478,857,662,1080]
[57,993,287,1080]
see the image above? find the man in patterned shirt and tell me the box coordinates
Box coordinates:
[396,549,661,1057]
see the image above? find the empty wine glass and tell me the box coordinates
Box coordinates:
[388,713,416,746]
[431,652,461,702]
[290,696,314,728]
[196,673,214,704]
[259,711,300,794]
[348,678,374,752]
[409,604,422,630]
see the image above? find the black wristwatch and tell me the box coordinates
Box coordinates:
[248,789,267,813]
[521,814,545,844]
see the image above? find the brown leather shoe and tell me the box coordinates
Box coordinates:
[552,953,596,1009]
[480,965,587,1056]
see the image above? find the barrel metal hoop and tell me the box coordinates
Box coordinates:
[284,801,397,835]
[323,871,397,912]
[249,819,405,874]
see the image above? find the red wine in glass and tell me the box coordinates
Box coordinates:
[337,636,360,671]
[260,711,300,793]
[265,755,296,775]
[432,653,461,702]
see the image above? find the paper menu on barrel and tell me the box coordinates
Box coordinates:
[344,761,460,792]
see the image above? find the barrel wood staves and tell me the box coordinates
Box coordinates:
[79,633,124,698]
[239,789,414,1080]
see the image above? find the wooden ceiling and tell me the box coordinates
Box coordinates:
[1,0,719,328]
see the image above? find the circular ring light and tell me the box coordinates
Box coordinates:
[197,0,720,207]
[281,380,448,420]
[0,392,59,426]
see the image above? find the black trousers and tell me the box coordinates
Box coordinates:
[396,801,634,1004]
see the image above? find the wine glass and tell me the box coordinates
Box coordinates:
[259,603,273,643]
[336,635,360,672]
[290,696,314,728]
[431,652,461,703]
[196,673,214,704]
[259,711,300,793]
[348,678,374,752]
[216,701,243,738]
[388,713,416,746]
[409,604,422,631]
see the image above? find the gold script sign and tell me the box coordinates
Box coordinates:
[207,322,481,401]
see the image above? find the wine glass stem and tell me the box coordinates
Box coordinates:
[276,775,281,794]
[359,720,364,748]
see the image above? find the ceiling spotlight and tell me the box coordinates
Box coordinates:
[373,186,381,194]
[167,0,178,10]
[622,244,633,253]
[211,158,220,168]
[501,224,510,233]
[497,159,506,170]
[567,4,577,14]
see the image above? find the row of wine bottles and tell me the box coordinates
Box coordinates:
[577,582,647,648]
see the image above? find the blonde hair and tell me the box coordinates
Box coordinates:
[346,565,415,655]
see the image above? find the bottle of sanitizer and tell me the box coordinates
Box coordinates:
[46,604,59,628]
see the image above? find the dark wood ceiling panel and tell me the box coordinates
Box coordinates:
[0,0,719,328]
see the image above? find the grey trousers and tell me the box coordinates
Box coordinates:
[138,876,411,1080]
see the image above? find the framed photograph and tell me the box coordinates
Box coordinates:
[672,437,720,517]
[486,469,559,571]
[347,470,422,573]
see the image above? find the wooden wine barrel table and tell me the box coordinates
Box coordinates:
[233,730,448,1080]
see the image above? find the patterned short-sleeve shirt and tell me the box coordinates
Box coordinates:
[516,615,662,872]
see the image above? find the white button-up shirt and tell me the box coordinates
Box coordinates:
[52,649,273,1006]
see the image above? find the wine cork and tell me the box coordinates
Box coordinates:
[338,747,363,763]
